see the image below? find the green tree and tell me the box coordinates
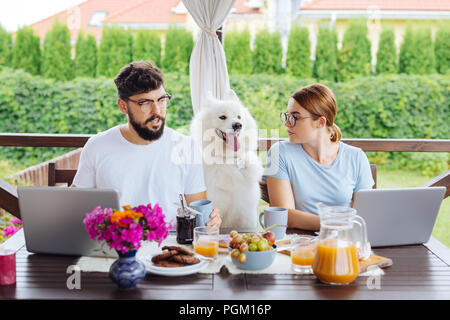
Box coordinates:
[399,25,435,75]
[0,26,12,67]
[12,27,41,75]
[337,20,372,81]
[398,24,414,74]
[253,29,283,74]
[97,26,133,77]
[413,26,435,75]
[313,25,338,81]
[286,25,312,78]
[133,30,161,67]
[74,31,97,78]
[435,23,450,75]
[224,28,252,75]
[162,26,193,73]
[376,26,397,74]
[42,20,74,80]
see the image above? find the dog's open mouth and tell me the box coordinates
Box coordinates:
[215,129,241,152]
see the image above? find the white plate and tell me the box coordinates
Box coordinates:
[144,254,209,276]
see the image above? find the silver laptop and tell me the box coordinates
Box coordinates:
[18,186,120,257]
[353,187,446,247]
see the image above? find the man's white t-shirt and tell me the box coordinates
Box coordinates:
[72,125,206,221]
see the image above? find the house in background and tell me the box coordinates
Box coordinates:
[298,0,450,64]
[26,0,146,42]
[20,0,450,65]
[25,0,265,43]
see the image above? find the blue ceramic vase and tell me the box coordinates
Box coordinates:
[109,250,146,290]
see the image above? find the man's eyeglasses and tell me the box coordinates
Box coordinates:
[280,112,316,127]
[126,94,172,113]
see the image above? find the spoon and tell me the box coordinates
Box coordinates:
[173,201,203,218]
[179,194,186,212]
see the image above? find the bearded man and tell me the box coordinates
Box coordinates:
[72,61,221,227]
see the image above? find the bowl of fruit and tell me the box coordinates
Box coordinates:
[228,230,277,270]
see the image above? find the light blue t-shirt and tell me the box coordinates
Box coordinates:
[263,141,374,215]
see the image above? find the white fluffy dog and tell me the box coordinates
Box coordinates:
[190,94,263,228]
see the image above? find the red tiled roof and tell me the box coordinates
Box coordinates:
[26,0,259,41]
[28,0,145,40]
[301,0,450,11]
[233,0,262,14]
[103,0,186,24]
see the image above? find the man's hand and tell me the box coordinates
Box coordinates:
[184,192,221,228]
[206,208,222,228]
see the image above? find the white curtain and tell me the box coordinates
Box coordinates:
[182,0,237,115]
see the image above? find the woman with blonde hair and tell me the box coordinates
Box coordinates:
[264,84,374,230]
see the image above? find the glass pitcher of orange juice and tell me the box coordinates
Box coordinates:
[313,203,371,285]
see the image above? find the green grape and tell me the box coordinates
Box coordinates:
[248,243,258,251]
[257,239,269,251]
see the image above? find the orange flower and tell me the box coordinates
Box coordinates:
[110,206,143,227]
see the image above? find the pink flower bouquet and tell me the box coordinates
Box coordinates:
[83,203,173,254]
[1,217,22,238]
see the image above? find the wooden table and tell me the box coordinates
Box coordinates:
[1,229,450,300]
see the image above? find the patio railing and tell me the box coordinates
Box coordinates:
[0,133,449,219]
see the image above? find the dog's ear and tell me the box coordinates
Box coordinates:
[226,89,241,104]
[199,91,218,112]
[243,106,258,130]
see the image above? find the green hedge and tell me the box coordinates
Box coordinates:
[133,30,161,67]
[0,26,12,67]
[42,20,74,81]
[162,26,193,74]
[313,25,338,81]
[0,68,448,175]
[376,27,397,74]
[75,31,97,78]
[11,27,41,76]
[224,28,252,75]
[252,29,283,74]
[4,22,450,80]
[399,24,435,75]
[337,20,372,81]
[286,26,312,78]
[97,26,133,77]
[435,23,450,75]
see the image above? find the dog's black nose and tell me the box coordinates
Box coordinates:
[232,122,242,131]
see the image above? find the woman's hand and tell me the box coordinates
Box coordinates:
[206,208,222,228]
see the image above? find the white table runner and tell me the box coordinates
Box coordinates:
[75,234,383,276]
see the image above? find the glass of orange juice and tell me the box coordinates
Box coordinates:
[291,238,317,273]
[193,226,219,258]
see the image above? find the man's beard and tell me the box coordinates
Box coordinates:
[128,110,165,142]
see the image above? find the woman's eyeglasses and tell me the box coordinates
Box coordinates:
[280,112,316,127]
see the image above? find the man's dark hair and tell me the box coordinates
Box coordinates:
[114,61,164,100]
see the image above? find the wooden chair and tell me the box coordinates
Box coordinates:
[260,164,377,204]
[47,162,77,186]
